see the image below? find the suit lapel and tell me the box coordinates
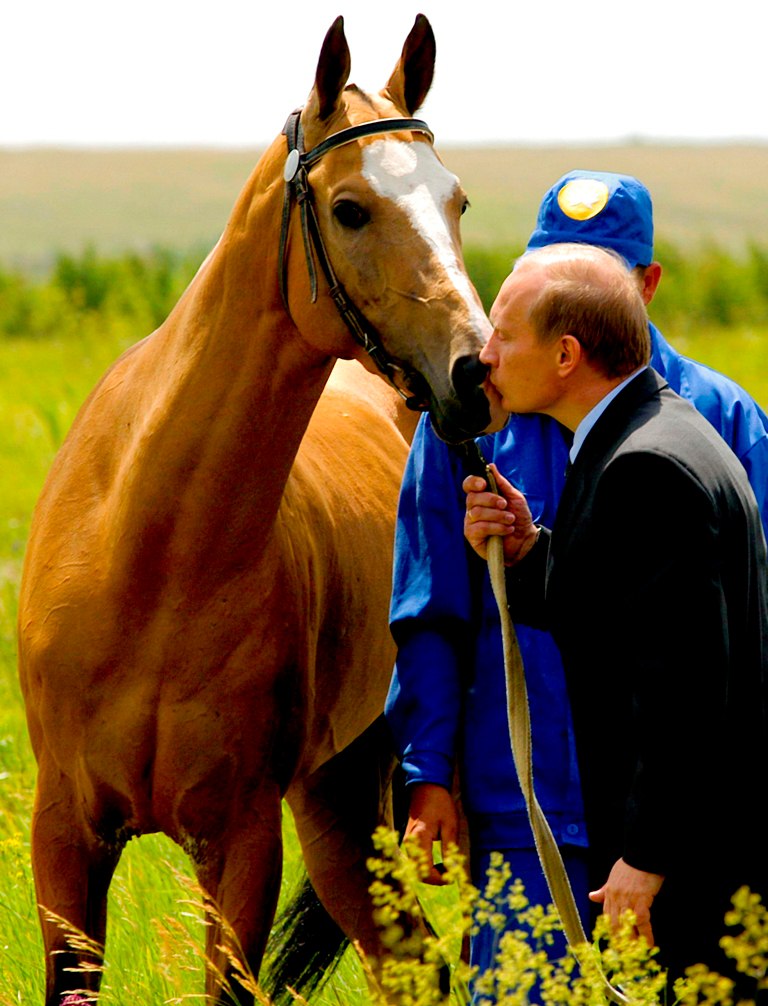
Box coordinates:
[550,368,669,558]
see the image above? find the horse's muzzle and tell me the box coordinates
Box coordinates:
[428,354,492,444]
[451,354,489,402]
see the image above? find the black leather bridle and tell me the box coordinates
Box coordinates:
[278,108,436,411]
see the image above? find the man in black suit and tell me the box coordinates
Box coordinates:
[464,242,768,985]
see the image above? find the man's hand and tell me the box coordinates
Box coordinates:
[404,782,458,885]
[463,463,538,566]
[589,858,664,946]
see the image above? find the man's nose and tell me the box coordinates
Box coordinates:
[479,336,495,365]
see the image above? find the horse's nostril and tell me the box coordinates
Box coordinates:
[452,355,489,399]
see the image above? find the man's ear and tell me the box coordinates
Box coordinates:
[639,262,662,306]
[557,334,582,375]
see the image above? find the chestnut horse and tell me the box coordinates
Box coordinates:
[18,15,493,1005]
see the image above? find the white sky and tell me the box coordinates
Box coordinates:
[4,0,768,148]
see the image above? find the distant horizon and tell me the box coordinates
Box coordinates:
[6,144,768,271]
[4,136,768,153]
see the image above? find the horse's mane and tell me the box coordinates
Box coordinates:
[343,82,377,108]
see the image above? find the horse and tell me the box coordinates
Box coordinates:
[17,14,494,1005]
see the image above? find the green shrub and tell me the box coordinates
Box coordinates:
[4,241,768,341]
[463,247,517,313]
[0,247,202,341]
[463,238,768,336]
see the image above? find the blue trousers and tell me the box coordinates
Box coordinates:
[469,847,590,1004]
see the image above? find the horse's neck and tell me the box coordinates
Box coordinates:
[121,157,334,529]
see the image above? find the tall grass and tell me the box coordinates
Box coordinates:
[1,245,767,1002]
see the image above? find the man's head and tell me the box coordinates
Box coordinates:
[525,170,661,306]
[481,244,650,430]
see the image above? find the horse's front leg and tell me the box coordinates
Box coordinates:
[289,719,453,994]
[189,781,283,1006]
[31,753,123,1006]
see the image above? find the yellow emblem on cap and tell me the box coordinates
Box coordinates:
[557,179,610,221]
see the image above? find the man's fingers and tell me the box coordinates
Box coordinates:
[404,833,443,885]
[636,917,655,947]
[595,895,656,948]
[466,509,515,529]
[461,475,487,493]
[466,492,508,513]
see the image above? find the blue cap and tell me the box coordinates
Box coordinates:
[525,170,654,269]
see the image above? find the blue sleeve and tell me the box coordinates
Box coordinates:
[684,371,768,538]
[728,414,768,538]
[386,414,480,789]
[651,324,768,538]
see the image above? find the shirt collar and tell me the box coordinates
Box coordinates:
[570,366,648,464]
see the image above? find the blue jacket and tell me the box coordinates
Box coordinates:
[386,323,768,855]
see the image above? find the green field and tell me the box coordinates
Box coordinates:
[4,143,768,271]
[2,144,768,1002]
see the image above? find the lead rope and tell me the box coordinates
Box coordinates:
[478,456,632,1006]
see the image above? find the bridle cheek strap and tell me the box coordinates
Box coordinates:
[278,108,434,410]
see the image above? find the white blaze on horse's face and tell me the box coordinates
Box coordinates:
[361,139,487,334]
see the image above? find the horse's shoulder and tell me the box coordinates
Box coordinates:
[324,359,420,445]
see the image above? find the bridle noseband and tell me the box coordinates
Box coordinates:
[278,108,435,411]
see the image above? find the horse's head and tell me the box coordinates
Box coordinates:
[280,15,503,444]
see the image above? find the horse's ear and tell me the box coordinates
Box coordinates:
[309,16,351,121]
[385,14,436,115]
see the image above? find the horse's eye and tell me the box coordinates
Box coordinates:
[461,197,470,216]
[333,200,370,229]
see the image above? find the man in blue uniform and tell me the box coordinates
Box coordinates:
[385,170,768,987]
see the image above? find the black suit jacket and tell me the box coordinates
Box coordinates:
[506,368,768,969]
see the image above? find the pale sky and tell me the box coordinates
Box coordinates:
[4,0,767,148]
